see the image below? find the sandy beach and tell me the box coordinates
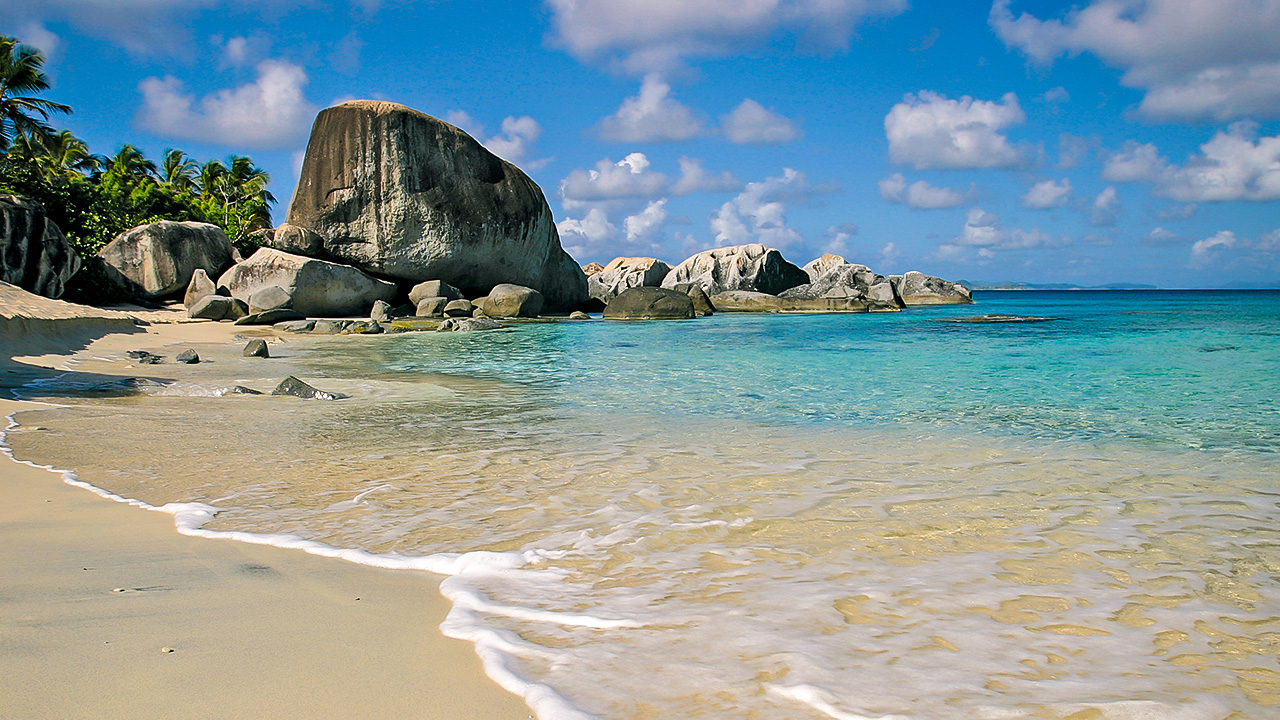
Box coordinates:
[0,284,530,720]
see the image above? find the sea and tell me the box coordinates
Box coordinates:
[7,290,1280,720]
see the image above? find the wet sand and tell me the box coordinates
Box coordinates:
[0,283,530,719]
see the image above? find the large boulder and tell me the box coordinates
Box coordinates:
[96,221,235,301]
[217,248,397,317]
[660,244,807,296]
[779,254,902,310]
[587,257,672,302]
[480,283,543,318]
[603,287,696,320]
[285,100,587,310]
[889,271,974,305]
[710,290,877,313]
[0,195,81,299]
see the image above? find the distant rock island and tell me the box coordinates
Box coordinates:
[962,280,1159,291]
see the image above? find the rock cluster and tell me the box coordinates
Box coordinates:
[588,257,672,303]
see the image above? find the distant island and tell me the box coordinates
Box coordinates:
[961,281,1159,291]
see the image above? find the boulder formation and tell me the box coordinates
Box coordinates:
[479,283,543,318]
[217,248,396,317]
[587,257,672,302]
[661,244,808,297]
[0,195,81,299]
[97,221,235,301]
[603,287,696,320]
[285,100,587,310]
[889,271,974,305]
[779,254,901,310]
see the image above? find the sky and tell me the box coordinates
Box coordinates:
[5,0,1280,288]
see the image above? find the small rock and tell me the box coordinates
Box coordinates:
[234,309,307,326]
[438,317,501,332]
[409,279,464,306]
[271,376,349,400]
[229,385,263,395]
[126,350,163,364]
[340,320,384,335]
[569,311,590,320]
[183,268,218,308]
[160,647,175,654]
[175,349,199,364]
[243,339,270,358]
[273,319,316,332]
[247,284,293,314]
[443,299,473,317]
[415,296,448,318]
[370,299,392,323]
[311,319,353,334]
[472,306,486,318]
[112,587,126,593]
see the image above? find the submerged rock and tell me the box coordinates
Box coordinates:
[438,317,501,332]
[126,350,163,364]
[286,100,587,310]
[710,290,879,313]
[271,376,349,400]
[175,349,200,364]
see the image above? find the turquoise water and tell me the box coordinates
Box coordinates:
[11,290,1280,720]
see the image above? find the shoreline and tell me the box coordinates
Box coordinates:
[0,290,531,719]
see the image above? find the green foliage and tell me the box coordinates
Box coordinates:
[0,36,71,150]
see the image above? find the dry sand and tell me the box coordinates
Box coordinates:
[0,282,531,720]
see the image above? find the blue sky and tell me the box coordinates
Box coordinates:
[5,0,1280,287]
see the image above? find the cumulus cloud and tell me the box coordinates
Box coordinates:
[669,157,742,195]
[1090,186,1121,227]
[624,199,669,242]
[557,207,619,256]
[944,207,1070,257]
[1020,178,1071,209]
[711,168,830,249]
[1040,86,1070,103]
[597,74,703,142]
[884,91,1029,170]
[1145,227,1182,245]
[878,173,968,209]
[545,0,910,74]
[990,0,1280,121]
[1188,228,1280,269]
[1104,125,1280,202]
[721,99,801,145]
[445,111,546,167]
[137,60,316,149]
[1190,230,1239,267]
[822,222,859,255]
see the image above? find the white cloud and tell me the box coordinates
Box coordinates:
[721,99,801,145]
[19,23,61,60]
[1040,86,1070,103]
[1105,126,1280,202]
[1103,141,1168,182]
[546,0,910,74]
[884,91,1029,170]
[1159,124,1280,202]
[559,153,669,203]
[1146,227,1182,245]
[711,168,823,249]
[949,207,1070,254]
[822,222,859,255]
[137,59,316,149]
[1190,230,1238,267]
[878,173,968,209]
[990,0,1280,121]
[597,74,703,142]
[1090,186,1121,227]
[623,199,669,241]
[1020,178,1071,209]
[444,111,546,168]
[957,208,1005,246]
[670,157,741,195]
[557,207,619,256]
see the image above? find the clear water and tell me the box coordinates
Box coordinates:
[10,291,1280,720]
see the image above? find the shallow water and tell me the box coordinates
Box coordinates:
[9,291,1280,720]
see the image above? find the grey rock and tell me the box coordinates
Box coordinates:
[438,317,501,332]
[218,248,396,317]
[569,311,590,320]
[126,350,163,364]
[243,338,270,358]
[415,296,448,317]
[587,257,672,302]
[311,319,353,334]
[778,254,903,312]
[97,221,235,300]
[672,283,715,316]
[0,195,81,299]
[271,376,349,400]
[183,268,218,308]
[175,349,200,364]
[443,299,473,317]
[888,271,974,305]
[710,290,873,313]
[409,279,464,306]
[661,244,807,296]
[471,306,486,318]
[481,283,543,318]
[234,309,307,325]
[269,223,324,256]
[285,101,587,310]
[274,319,316,332]
[370,299,392,323]
[229,385,263,395]
[188,295,239,321]
[340,320,384,334]
[248,284,293,314]
[603,287,696,320]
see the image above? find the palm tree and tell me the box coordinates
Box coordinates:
[195,156,274,243]
[0,36,71,150]
[159,148,198,193]
[98,144,157,188]
[39,130,99,177]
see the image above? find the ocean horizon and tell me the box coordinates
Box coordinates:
[8,290,1280,720]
